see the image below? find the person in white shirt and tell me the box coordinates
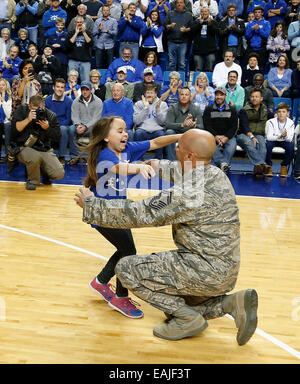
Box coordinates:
[133,83,168,159]
[264,102,295,177]
[192,0,218,19]
[212,49,242,87]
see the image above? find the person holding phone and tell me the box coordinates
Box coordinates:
[11,59,42,117]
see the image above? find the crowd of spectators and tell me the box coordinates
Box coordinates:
[0,0,300,188]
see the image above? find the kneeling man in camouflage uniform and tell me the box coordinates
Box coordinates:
[75,129,258,345]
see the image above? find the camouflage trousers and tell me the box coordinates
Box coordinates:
[115,250,238,318]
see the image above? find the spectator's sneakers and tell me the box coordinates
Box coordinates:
[294,172,300,180]
[41,172,52,185]
[280,165,288,178]
[109,296,144,319]
[89,277,115,302]
[26,180,36,190]
[253,164,264,176]
[264,165,273,177]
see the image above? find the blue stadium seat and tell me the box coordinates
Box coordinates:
[98,69,107,84]
[192,71,213,86]
[163,71,185,86]
[273,97,292,110]
[292,98,300,124]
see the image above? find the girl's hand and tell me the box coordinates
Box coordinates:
[138,164,156,179]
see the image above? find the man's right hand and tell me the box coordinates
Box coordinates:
[76,125,87,135]
[28,109,37,122]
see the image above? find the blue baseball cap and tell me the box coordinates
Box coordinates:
[80,81,93,89]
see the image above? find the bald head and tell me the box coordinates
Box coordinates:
[177,129,216,165]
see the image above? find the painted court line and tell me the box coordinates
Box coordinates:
[1,223,300,361]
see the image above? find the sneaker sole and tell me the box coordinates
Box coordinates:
[237,289,258,346]
[108,301,144,319]
[89,282,111,303]
[153,319,208,341]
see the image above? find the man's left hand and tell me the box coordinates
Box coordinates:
[74,188,95,208]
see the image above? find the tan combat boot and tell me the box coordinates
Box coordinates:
[154,305,208,341]
[223,289,258,345]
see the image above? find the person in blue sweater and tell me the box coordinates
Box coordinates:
[141,9,164,61]
[0,46,23,85]
[45,78,78,164]
[105,46,146,83]
[267,54,293,97]
[102,83,134,141]
[46,18,68,81]
[264,0,287,28]
[42,0,67,37]
[218,0,244,19]
[245,5,271,70]
[118,3,147,59]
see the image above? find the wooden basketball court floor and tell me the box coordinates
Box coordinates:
[0,180,300,364]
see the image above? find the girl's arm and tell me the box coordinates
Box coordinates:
[111,163,155,179]
[149,134,182,150]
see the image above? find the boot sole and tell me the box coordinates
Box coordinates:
[153,319,208,341]
[237,289,258,346]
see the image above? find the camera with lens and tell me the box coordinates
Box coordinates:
[6,143,20,174]
[34,107,47,121]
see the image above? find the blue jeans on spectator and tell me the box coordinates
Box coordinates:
[213,137,237,167]
[167,42,187,72]
[194,53,215,72]
[68,60,91,82]
[236,134,267,165]
[266,140,294,167]
[164,128,177,161]
[59,125,79,159]
[127,129,134,142]
[119,42,139,59]
[295,137,300,174]
[134,129,165,159]
[95,47,114,69]
[25,27,38,44]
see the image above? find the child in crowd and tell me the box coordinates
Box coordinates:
[265,102,295,177]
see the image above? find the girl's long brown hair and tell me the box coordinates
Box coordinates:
[82,116,122,188]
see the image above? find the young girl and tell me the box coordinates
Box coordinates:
[81,116,181,319]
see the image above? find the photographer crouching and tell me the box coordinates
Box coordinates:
[11,95,65,190]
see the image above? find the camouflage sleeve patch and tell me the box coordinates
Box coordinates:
[147,190,172,211]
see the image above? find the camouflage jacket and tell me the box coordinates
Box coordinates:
[83,161,240,276]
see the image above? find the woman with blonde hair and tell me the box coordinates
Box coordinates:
[190,72,215,115]
[0,79,12,162]
[89,69,106,101]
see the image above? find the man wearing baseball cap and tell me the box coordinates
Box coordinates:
[105,67,134,100]
[203,86,238,173]
[133,67,161,102]
[71,79,103,157]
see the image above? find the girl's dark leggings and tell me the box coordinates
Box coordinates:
[95,226,137,297]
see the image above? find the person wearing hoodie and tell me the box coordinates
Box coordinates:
[42,0,67,37]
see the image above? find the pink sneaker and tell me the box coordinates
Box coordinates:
[108,296,144,319]
[89,277,115,302]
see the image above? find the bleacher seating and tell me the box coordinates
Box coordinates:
[273,97,292,110]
